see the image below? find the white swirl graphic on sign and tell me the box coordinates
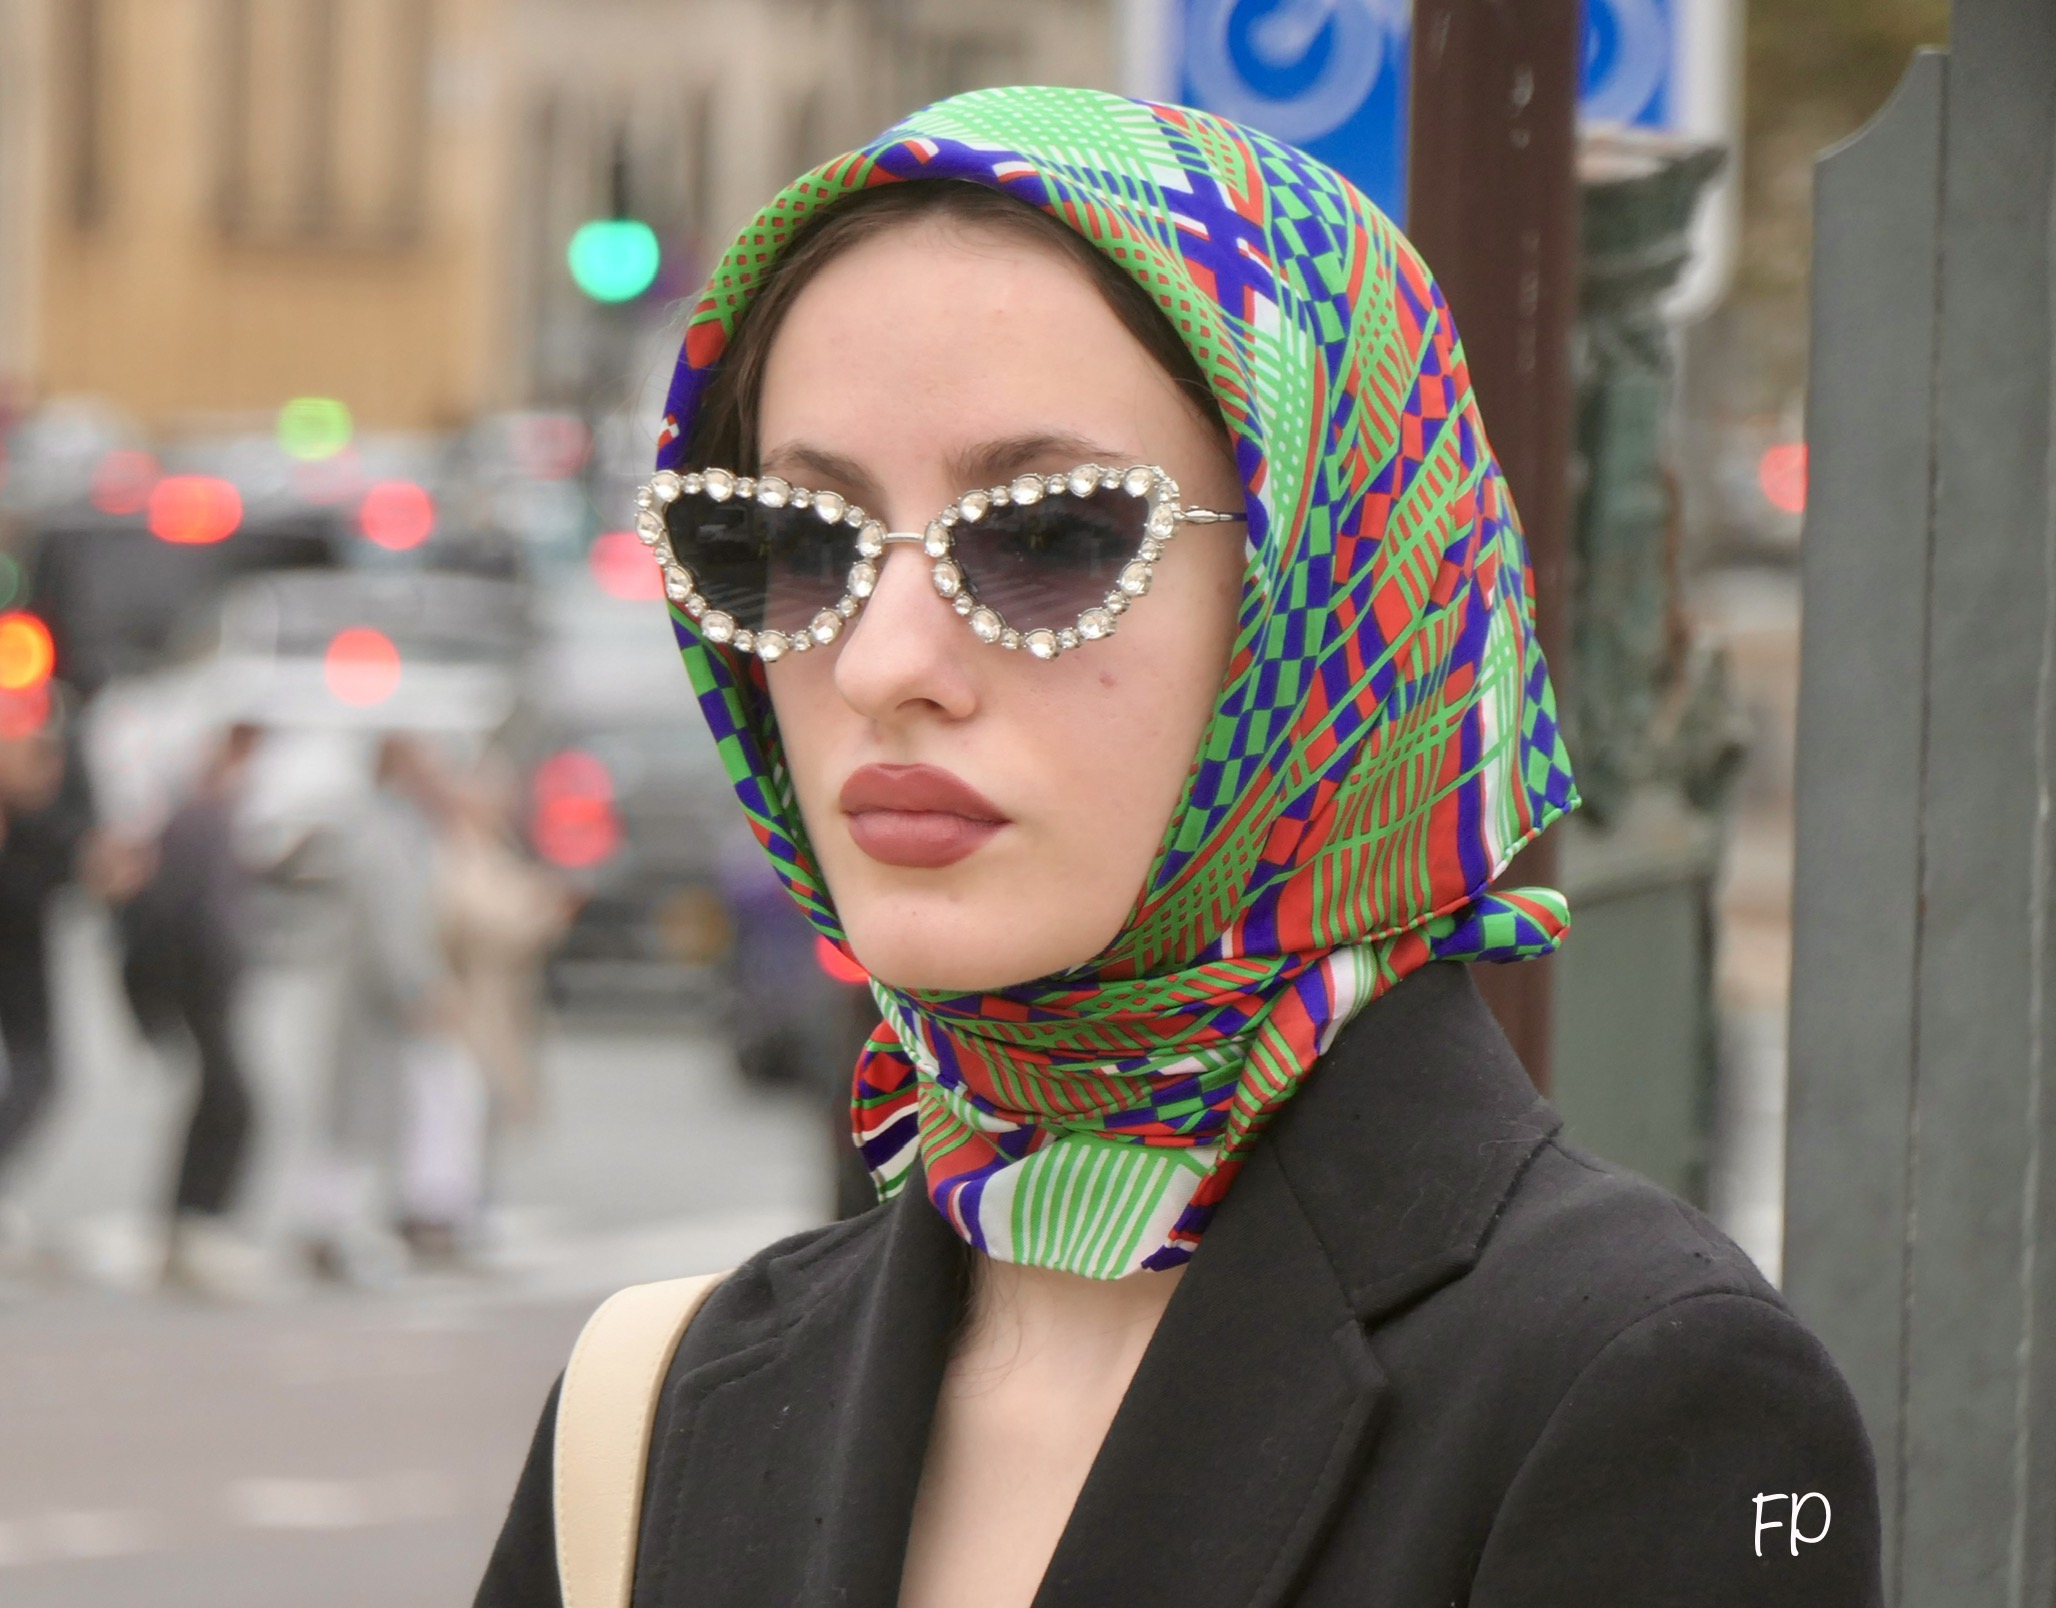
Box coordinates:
[1184,0,1410,145]
[1581,0,1671,124]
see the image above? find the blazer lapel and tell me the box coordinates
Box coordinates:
[1032,1137,1387,1608]
[795,1188,968,1605]
[640,1182,966,1608]
[1031,963,1559,1608]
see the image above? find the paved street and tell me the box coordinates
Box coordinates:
[1,1294,591,1606]
[0,900,830,1606]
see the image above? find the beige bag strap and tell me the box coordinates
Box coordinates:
[553,1271,728,1608]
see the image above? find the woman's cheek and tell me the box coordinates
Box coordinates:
[765,659,845,841]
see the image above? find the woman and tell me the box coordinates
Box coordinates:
[479,87,1879,1605]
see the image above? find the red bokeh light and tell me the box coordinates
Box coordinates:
[531,749,621,869]
[0,683,51,739]
[358,480,436,550]
[90,450,160,515]
[590,531,665,600]
[324,627,403,707]
[814,934,869,985]
[148,476,243,545]
[0,613,54,692]
[1758,442,1808,516]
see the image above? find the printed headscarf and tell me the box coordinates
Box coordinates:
[656,87,1579,1277]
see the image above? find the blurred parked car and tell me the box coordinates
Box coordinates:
[20,484,342,700]
[520,548,738,1006]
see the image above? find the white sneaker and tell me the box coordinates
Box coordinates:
[301,1224,410,1290]
[162,1215,284,1303]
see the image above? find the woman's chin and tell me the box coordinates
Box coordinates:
[821,849,1133,994]
[846,922,1108,996]
[856,950,1043,995]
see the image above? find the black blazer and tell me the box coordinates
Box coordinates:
[477,963,1882,1606]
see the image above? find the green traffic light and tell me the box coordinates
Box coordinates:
[568,219,660,303]
[278,396,353,461]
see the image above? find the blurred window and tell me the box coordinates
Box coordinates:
[60,0,108,229]
[688,89,716,245]
[787,89,831,185]
[214,0,430,247]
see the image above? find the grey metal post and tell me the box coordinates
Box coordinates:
[1784,0,2056,1600]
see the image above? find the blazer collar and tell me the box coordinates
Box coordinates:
[652,1173,967,1608]
[1030,963,1556,1608]
[1265,960,1562,1322]
[787,1179,966,1607]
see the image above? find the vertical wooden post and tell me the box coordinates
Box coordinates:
[1407,0,1581,1090]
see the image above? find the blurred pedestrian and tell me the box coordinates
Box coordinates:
[0,685,88,1275]
[437,755,575,1135]
[305,733,485,1277]
[113,722,266,1298]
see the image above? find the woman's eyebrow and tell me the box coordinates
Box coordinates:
[950,432,1137,487]
[757,432,1138,504]
[756,442,881,501]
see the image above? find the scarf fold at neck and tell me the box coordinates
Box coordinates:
[658,87,1579,1278]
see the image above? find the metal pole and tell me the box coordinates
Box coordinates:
[1407,0,1581,1091]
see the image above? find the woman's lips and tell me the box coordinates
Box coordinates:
[840,763,1008,869]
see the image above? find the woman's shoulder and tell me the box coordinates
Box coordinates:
[1480,1129,1784,1345]
[672,1204,899,1356]
[1273,965,1791,1351]
[1250,972,1879,1599]
[1435,1139,1879,1599]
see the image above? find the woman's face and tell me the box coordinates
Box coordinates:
[757,219,1246,992]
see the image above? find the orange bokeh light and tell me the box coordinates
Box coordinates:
[0,613,55,692]
[1758,442,1809,516]
[323,626,402,707]
[358,480,435,550]
[148,476,243,544]
[90,450,160,516]
[590,531,665,600]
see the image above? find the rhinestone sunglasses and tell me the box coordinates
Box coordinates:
[632,463,1247,662]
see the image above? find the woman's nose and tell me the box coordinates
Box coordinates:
[829,541,978,722]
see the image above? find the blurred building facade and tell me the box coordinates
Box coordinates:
[506,0,1117,408]
[0,0,1116,433]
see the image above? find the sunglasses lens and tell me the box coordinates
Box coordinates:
[665,495,849,637]
[955,485,1144,627]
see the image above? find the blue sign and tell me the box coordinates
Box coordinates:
[1581,0,1675,127]
[1177,0,1414,221]
[1174,0,1680,221]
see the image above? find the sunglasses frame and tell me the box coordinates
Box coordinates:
[633,462,1246,662]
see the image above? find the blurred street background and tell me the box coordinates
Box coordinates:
[0,0,1949,1602]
